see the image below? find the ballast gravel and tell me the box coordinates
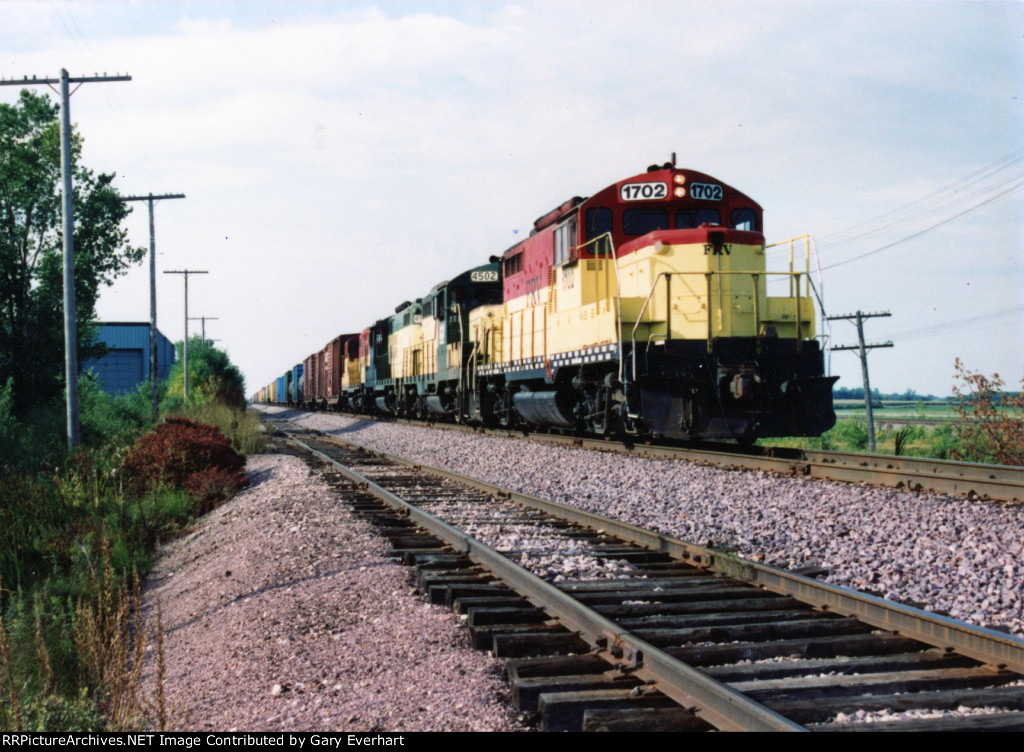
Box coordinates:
[141,451,528,732]
[260,406,1024,638]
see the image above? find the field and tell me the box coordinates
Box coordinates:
[769,400,963,458]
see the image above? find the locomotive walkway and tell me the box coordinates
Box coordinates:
[272,418,1024,732]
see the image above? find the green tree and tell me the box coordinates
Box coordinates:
[164,337,246,411]
[0,89,144,416]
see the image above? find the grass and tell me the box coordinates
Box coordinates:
[768,417,963,459]
[1,390,262,731]
[170,402,267,456]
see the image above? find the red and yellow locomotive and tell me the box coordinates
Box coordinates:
[260,159,837,441]
[469,159,836,440]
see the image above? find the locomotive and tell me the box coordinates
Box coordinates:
[256,160,837,441]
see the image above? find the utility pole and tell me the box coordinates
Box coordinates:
[119,193,185,422]
[1,70,131,449]
[164,270,208,402]
[188,316,219,345]
[828,310,893,452]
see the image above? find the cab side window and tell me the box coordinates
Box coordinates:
[585,207,613,239]
[730,207,757,231]
[503,252,523,277]
[553,218,577,266]
[585,207,613,256]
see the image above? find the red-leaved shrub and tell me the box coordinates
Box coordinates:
[120,417,246,508]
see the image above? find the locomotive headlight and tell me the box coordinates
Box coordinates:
[674,186,686,198]
[673,174,686,185]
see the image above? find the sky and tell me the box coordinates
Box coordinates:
[3,0,1022,399]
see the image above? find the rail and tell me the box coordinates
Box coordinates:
[286,427,807,731]
[277,421,1024,730]
[345,437,1024,675]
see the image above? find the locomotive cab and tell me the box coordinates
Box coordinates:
[419,262,502,421]
[475,162,837,439]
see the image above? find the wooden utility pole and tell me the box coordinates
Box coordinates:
[119,193,185,421]
[829,310,893,451]
[164,270,208,402]
[1,70,132,449]
[188,316,219,345]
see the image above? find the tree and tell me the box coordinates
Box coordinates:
[952,358,1024,466]
[164,337,246,411]
[0,89,144,415]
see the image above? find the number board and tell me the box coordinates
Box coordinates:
[470,270,499,283]
[620,181,668,201]
[689,182,723,201]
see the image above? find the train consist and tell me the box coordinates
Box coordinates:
[256,160,837,441]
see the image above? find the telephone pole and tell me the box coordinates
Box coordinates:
[1,70,132,449]
[164,270,208,402]
[119,193,185,421]
[828,310,893,452]
[188,316,219,345]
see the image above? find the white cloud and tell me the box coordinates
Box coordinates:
[3,0,1021,396]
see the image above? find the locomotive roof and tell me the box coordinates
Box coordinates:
[513,164,762,253]
[425,260,501,297]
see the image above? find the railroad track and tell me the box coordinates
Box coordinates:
[270,419,1024,732]
[261,406,1024,502]
[503,431,1024,503]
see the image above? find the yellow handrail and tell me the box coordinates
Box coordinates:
[575,232,624,382]
[765,234,812,297]
[631,269,809,364]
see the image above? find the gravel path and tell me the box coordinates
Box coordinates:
[260,406,1024,637]
[141,450,529,732]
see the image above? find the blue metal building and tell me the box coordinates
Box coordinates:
[82,322,176,396]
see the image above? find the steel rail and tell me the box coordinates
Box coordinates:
[259,407,1024,501]
[296,428,1024,676]
[465,425,1024,503]
[284,429,807,732]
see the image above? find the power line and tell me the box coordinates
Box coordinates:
[819,176,1024,271]
[888,304,1024,342]
[816,148,1024,250]
[766,149,1024,272]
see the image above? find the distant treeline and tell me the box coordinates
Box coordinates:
[833,387,1021,403]
[834,387,943,402]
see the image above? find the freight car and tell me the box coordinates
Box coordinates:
[259,159,837,441]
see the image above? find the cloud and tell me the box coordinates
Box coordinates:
[5,1,1021,395]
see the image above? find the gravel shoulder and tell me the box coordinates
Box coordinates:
[141,447,529,732]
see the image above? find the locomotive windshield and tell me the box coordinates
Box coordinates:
[622,208,668,236]
[677,208,721,228]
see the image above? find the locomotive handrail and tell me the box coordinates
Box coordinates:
[765,233,813,297]
[630,269,812,377]
[576,232,623,383]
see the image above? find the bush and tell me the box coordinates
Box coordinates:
[828,420,870,451]
[78,376,154,451]
[952,359,1024,466]
[119,417,246,510]
[173,403,266,456]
